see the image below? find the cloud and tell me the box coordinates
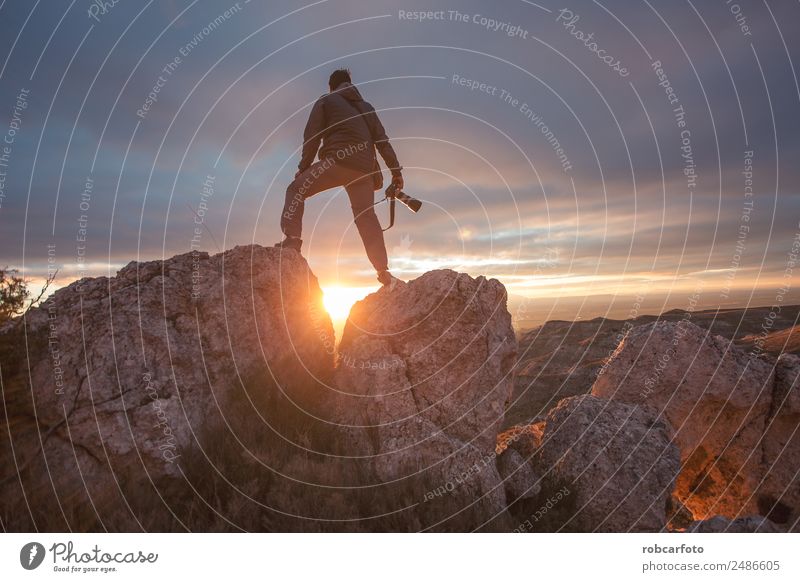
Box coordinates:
[1,0,798,309]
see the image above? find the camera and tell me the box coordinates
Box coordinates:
[385,183,422,213]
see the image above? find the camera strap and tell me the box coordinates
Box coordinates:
[371,188,396,231]
[385,195,396,231]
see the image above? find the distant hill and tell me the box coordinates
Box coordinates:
[507,305,800,426]
[738,323,800,355]
[507,291,800,330]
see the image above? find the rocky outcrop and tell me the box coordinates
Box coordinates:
[3,244,796,532]
[337,270,515,450]
[0,245,335,530]
[329,270,517,530]
[511,394,679,532]
[0,251,518,532]
[592,320,799,529]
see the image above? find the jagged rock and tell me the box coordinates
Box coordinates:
[338,270,516,452]
[527,394,680,532]
[687,515,784,533]
[1,254,519,532]
[592,321,776,521]
[330,269,517,530]
[0,245,334,529]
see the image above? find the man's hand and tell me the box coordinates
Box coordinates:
[391,173,404,191]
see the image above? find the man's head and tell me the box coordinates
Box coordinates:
[328,68,352,92]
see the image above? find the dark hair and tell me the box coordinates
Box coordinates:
[328,68,352,91]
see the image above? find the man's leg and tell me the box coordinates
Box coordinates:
[344,173,389,273]
[280,159,344,239]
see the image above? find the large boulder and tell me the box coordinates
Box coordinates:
[591,320,800,528]
[0,245,334,530]
[329,270,517,530]
[520,394,680,532]
[592,321,767,517]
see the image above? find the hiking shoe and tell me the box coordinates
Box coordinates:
[274,237,302,252]
[377,270,402,291]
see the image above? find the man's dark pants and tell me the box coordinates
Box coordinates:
[280,159,388,272]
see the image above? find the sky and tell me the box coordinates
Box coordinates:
[1,0,799,328]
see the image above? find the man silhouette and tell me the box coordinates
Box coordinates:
[275,68,403,287]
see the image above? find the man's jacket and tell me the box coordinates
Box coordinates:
[299,82,401,176]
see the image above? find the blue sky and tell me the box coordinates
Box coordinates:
[1,0,799,322]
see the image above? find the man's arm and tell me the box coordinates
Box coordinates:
[298,98,325,173]
[366,106,402,178]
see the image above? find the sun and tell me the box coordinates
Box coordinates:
[321,285,377,323]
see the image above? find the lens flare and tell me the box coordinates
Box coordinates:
[321,286,376,323]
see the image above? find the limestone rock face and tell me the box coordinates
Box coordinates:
[525,394,680,532]
[0,245,334,528]
[1,255,519,532]
[592,321,770,518]
[338,270,516,451]
[329,269,518,530]
[592,321,800,529]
